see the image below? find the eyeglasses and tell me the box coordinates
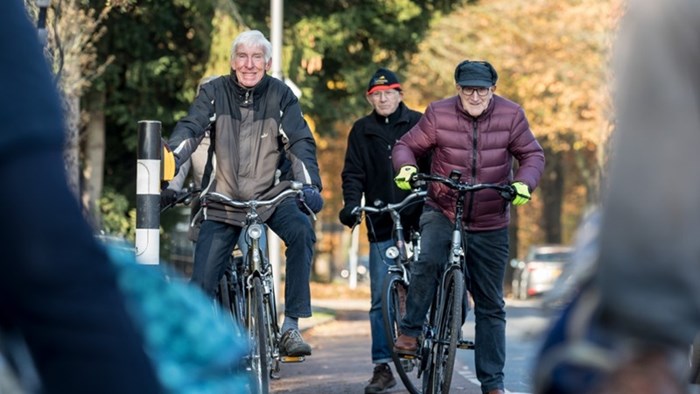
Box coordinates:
[460,86,491,97]
[368,90,399,99]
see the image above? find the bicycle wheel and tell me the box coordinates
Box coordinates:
[263,275,281,378]
[248,276,270,394]
[230,256,247,328]
[425,268,463,394]
[382,272,420,394]
[216,273,232,316]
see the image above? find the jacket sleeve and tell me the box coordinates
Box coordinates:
[509,108,545,191]
[392,105,436,172]
[279,89,323,190]
[340,125,365,207]
[167,84,216,168]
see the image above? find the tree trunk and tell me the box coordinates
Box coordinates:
[63,93,81,205]
[540,146,564,244]
[82,91,106,229]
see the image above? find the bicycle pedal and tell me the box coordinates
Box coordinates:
[457,339,475,350]
[280,355,305,363]
[400,359,415,373]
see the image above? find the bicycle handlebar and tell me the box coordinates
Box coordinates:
[203,181,305,214]
[160,186,202,213]
[413,173,516,201]
[351,190,427,216]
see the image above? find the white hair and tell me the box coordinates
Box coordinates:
[230,30,272,63]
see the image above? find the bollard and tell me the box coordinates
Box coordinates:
[135,120,162,265]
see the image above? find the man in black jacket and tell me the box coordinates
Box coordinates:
[339,68,426,393]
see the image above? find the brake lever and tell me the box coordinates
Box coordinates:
[301,200,318,222]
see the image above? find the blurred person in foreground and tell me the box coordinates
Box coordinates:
[533,1,700,393]
[339,68,426,393]
[166,30,323,358]
[0,0,160,392]
[392,60,545,394]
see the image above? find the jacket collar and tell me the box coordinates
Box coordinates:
[229,73,271,107]
[372,102,410,125]
[456,94,497,120]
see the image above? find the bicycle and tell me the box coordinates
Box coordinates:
[200,180,312,394]
[350,190,427,394]
[394,170,515,394]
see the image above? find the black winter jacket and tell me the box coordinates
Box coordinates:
[341,102,428,242]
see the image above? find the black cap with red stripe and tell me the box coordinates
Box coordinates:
[367,68,401,94]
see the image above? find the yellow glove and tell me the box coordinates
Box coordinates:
[394,165,417,190]
[161,139,177,182]
[511,182,531,206]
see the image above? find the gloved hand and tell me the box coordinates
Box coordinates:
[161,139,177,181]
[394,165,417,191]
[511,182,531,206]
[338,205,360,228]
[161,188,178,208]
[297,185,324,214]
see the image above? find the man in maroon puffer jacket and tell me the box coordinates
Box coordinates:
[392,60,545,394]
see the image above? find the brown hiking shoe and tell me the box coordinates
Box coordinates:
[365,363,396,393]
[394,334,419,356]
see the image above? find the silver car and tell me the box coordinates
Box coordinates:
[511,244,573,300]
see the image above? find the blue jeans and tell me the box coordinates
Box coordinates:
[400,209,509,393]
[191,198,316,318]
[368,239,396,364]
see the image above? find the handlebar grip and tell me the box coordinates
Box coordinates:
[499,186,516,201]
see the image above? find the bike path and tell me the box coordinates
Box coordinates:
[271,299,481,394]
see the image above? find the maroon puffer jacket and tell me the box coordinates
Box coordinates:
[392,94,544,231]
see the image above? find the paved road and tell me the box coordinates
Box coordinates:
[271,301,481,394]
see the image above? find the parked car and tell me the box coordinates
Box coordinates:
[511,244,573,300]
[340,255,370,283]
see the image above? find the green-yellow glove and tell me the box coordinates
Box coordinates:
[394,165,417,190]
[511,182,531,206]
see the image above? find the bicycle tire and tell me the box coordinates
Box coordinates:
[425,268,463,394]
[248,276,270,394]
[382,272,421,394]
[263,276,281,378]
[230,257,247,329]
[216,274,232,317]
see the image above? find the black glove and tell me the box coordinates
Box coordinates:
[297,185,324,214]
[160,188,178,208]
[338,205,359,228]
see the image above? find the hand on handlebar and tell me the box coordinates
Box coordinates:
[338,205,360,228]
[297,185,324,214]
[394,165,417,190]
[511,182,531,206]
[160,188,178,208]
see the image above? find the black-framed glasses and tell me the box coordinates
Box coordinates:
[460,86,490,97]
